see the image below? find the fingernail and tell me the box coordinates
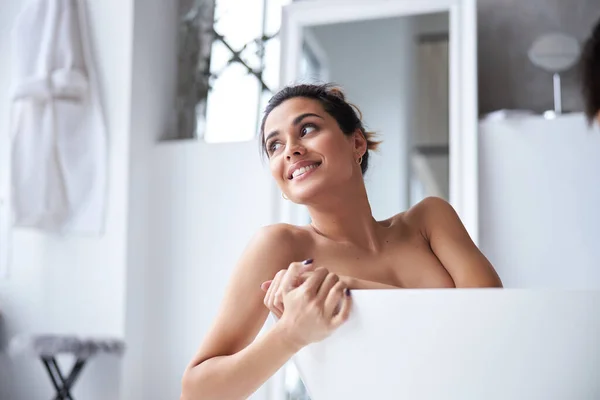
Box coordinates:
[345,288,351,296]
[303,259,313,265]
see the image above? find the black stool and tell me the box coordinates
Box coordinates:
[10,334,125,400]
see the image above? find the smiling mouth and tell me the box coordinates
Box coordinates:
[289,162,321,180]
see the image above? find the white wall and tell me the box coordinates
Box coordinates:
[120,0,178,398]
[479,114,600,288]
[310,17,415,219]
[0,0,134,399]
[121,2,275,399]
[137,142,274,400]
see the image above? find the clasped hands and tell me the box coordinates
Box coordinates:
[260,259,351,319]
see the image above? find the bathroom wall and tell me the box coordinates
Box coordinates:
[479,113,600,289]
[123,1,275,399]
[0,1,134,399]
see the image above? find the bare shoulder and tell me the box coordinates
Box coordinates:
[251,223,297,250]
[391,196,456,234]
[406,196,455,218]
[394,197,502,287]
[242,223,313,275]
[250,223,311,255]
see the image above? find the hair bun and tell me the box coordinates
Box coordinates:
[327,86,347,101]
[364,130,381,151]
[325,85,381,152]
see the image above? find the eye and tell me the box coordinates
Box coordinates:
[301,123,317,136]
[267,141,282,155]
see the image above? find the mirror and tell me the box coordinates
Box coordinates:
[278,0,478,245]
[302,13,450,220]
[288,11,450,396]
[275,0,478,398]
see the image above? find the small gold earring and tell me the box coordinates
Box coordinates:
[282,192,289,200]
[356,155,363,164]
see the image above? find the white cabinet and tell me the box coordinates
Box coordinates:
[479,113,600,288]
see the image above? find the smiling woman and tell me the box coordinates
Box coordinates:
[259,85,381,207]
[180,82,502,400]
[261,84,380,173]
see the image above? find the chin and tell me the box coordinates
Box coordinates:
[288,179,329,204]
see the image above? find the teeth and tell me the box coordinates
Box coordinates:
[292,164,318,179]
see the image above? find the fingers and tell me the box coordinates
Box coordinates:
[263,274,279,317]
[264,270,285,318]
[273,286,285,317]
[280,260,314,291]
[261,267,312,293]
[330,289,352,329]
[300,267,329,296]
[264,260,315,318]
[323,280,347,317]
[275,260,314,314]
[261,280,272,292]
[271,271,286,317]
[316,272,340,303]
[261,273,309,294]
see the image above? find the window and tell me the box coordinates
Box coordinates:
[178,0,291,142]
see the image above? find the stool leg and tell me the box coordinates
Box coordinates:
[41,356,79,400]
[41,357,65,399]
[63,359,87,392]
[50,358,76,400]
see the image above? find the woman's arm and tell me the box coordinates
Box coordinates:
[343,276,398,289]
[181,225,299,400]
[182,324,300,400]
[261,273,398,295]
[412,197,503,288]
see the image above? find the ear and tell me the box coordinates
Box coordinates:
[353,129,368,157]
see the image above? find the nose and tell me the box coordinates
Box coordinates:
[285,139,306,160]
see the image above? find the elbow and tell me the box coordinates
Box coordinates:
[181,365,205,400]
[180,368,194,400]
[181,363,227,400]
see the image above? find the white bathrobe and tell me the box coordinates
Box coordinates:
[10,0,107,234]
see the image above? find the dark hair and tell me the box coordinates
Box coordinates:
[259,83,381,174]
[581,17,600,125]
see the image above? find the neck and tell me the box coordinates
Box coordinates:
[306,180,382,252]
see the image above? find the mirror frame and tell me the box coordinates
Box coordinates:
[272,0,479,246]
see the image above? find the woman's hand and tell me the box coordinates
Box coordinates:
[262,263,397,317]
[277,266,352,349]
[262,260,317,319]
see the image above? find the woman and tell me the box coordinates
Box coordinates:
[180,84,502,400]
[582,16,600,125]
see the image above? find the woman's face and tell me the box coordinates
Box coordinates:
[263,97,366,203]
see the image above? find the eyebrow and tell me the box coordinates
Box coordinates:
[264,113,324,144]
